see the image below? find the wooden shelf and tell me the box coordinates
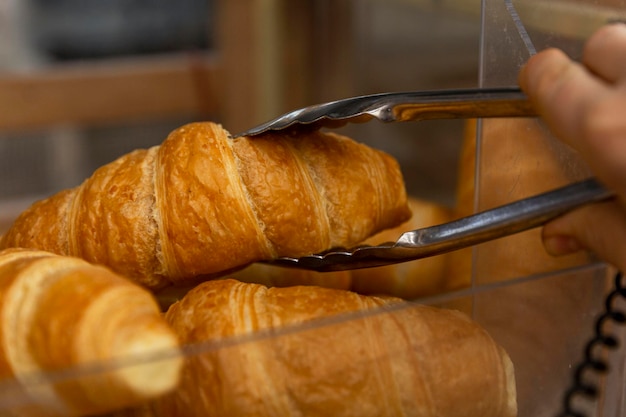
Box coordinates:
[0,53,218,131]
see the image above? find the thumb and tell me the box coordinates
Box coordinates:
[542,199,626,271]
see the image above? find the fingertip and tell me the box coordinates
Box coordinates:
[543,234,583,256]
[583,22,626,83]
[587,21,626,49]
[518,48,571,101]
[542,201,626,271]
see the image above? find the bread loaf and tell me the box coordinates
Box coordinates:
[471,118,597,415]
[475,117,592,281]
[151,279,516,417]
[0,249,182,417]
[0,122,410,290]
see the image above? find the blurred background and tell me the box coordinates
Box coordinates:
[3,2,626,415]
[1,0,624,228]
[0,0,482,231]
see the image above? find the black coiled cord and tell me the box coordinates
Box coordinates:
[558,271,626,417]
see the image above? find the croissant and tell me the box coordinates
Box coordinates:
[0,249,182,417]
[0,122,410,290]
[150,279,517,417]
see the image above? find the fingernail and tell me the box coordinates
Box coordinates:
[544,235,582,256]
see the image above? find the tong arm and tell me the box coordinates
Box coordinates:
[236,87,536,137]
[266,178,613,272]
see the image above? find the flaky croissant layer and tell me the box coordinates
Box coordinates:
[151,279,517,417]
[0,122,410,290]
[0,248,182,417]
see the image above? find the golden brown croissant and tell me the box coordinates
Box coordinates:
[151,279,516,417]
[0,122,410,290]
[0,248,182,417]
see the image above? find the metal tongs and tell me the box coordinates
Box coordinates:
[235,87,535,137]
[235,87,615,272]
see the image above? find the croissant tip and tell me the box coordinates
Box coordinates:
[110,327,184,397]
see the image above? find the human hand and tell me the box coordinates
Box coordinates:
[518,23,626,272]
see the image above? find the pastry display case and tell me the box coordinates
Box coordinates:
[475,1,626,416]
[1,0,626,416]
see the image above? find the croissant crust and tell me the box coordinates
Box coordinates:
[0,122,410,289]
[0,248,182,416]
[152,279,517,417]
